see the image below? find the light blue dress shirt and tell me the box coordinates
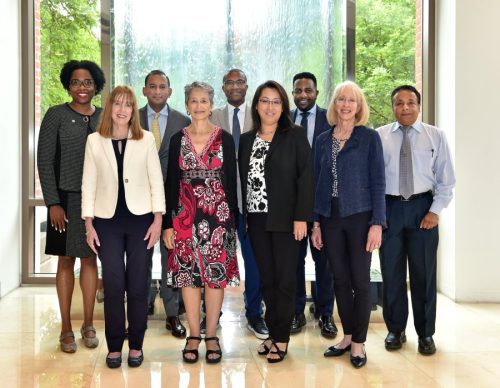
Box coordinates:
[376,121,455,215]
[147,104,169,141]
[294,104,317,146]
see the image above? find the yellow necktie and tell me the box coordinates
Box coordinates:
[152,112,161,151]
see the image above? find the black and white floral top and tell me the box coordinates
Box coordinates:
[331,137,341,197]
[247,136,271,213]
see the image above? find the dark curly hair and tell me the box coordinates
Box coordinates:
[59,60,106,94]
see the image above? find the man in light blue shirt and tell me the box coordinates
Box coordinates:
[376,85,455,356]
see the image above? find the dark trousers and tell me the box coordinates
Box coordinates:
[295,233,334,315]
[237,212,264,319]
[321,198,372,343]
[379,193,438,337]
[94,213,153,352]
[247,213,300,343]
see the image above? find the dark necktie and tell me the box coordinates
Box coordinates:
[232,107,241,149]
[300,111,310,132]
[399,126,414,199]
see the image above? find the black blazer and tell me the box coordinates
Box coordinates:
[238,125,314,232]
[163,129,238,229]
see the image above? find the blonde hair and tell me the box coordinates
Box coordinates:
[326,81,369,126]
[96,85,143,140]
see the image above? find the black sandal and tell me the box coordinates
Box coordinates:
[205,336,222,364]
[182,336,202,363]
[257,338,273,355]
[267,341,288,363]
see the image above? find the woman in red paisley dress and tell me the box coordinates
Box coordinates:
[162,81,238,364]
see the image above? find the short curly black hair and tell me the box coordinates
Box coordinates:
[60,60,106,94]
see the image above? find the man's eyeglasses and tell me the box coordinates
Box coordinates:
[224,79,246,87]
[69,79,95,88]
[258,98,282,107]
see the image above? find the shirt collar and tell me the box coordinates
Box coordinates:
[228,103,246,115]
[391,120,423,133]
[298,104,317,116]
[147,104,169,117]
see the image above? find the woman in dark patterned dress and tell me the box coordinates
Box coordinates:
[37,60,105,353]
[163,81,238,364]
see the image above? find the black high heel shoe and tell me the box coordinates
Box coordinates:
[205,336,222,364]
[267,341,288,363]
[257,338,273,355]
[182,336,202,363]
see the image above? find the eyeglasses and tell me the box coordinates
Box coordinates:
[69,79,95,88]
[258,98,282,107]
[224,79,246,87]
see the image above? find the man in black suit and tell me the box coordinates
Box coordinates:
[290,72,338,338]
[139,70,191,338]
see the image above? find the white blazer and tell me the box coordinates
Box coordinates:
[81,130,165,219]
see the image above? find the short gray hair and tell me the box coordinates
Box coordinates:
[184,81,214,106]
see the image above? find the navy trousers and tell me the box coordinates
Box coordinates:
[379,193,438,337]
[295,232,335,316]
[95,213,152,352]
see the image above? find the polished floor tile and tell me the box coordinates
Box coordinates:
[1,284,500,387]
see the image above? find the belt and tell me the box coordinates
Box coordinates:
[182,169,221,179]
[386,191,432,201]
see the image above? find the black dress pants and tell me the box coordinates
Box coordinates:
[379,193,438,337]
[321,198,372,343]
[247,213,300,343]
[94,213,153,352]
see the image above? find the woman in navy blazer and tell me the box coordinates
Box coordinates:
[239,80,314,363]
[311,81,386,368]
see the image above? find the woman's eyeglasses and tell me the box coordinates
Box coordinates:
[69,79,95,88]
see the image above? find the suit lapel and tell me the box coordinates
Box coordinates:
[243,103,253,132]
[139,107,149,131]
[100,136,118,180]
[266,129,284,162]
[222,105,230,133]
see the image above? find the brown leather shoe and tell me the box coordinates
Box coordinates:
[166,316,186,338]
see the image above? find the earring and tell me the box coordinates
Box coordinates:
[187,111,190,116]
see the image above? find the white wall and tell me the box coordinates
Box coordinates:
[436,0,500,301]
[0,0,21,297]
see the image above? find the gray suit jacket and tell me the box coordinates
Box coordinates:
[211,103,253,134]
[211,103,253,212]
[139,104,191,181]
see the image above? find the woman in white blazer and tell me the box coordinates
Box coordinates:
[82,85,165,369]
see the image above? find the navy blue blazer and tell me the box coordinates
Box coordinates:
[313,125,387,227]
[291,105,331,149]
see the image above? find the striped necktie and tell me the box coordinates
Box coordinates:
[399,126,414,199]
[152,112,161,151]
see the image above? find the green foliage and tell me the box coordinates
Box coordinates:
[40,0,101,116]
[356,0,416,128]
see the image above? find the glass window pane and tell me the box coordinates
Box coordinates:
[112,0,346,109]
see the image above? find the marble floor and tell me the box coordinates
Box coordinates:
[1,284,500,388]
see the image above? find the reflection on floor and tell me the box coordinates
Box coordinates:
[1,284,500,387]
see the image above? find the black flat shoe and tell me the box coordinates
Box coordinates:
[127,350,144,367]
[418,336,436,355]
[267,341,288,363]
[106,353,122,369]
[182,336,202,363]
[324,343,351,357]
[385,330,406,350]
[205,336,222,364]
[350,347,367,368]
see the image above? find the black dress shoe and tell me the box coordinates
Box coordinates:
[319,315,338,338]
[106,353,122,368]
[418,336,436,355]
[290,313,307,334]
[385,330,406,350]
[166,316,187,338]
[147,302,155,315]
[127,350,144,367]
[350,347,367,368]
[324,343,351,357]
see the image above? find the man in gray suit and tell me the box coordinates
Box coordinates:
[139,70,190,338]
[210,69,269,339]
